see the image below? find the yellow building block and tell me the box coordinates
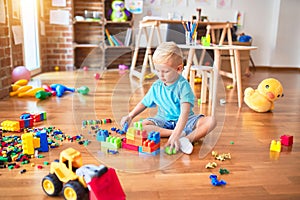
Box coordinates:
[33,137,40,149]
[21,133,35,155]
[1,120,20,132]
[270,140,281,152]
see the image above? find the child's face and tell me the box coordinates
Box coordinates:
[155,62,183,86]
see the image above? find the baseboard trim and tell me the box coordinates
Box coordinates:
[255,65,299,69]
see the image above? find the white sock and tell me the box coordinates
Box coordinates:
[179,137,193,155]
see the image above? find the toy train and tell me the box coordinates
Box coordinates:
[0,111,47,132]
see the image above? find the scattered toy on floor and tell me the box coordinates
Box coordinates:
[280,135,293,146]
[50,83,75,97]
[270,140,281,152]
[209,174,226,186]
[219,168,230,175]
[212,151,231,161]
[205,162,217,169]
[77,86,90,95]
[244,78,283,112]
[41,148,126,200]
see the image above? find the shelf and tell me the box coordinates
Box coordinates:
[73,19,103,24]
[72,0,134,69]
[73,43,99,49]
[105,20,133,26]
[104,45,132,49]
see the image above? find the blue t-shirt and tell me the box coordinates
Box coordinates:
[141,75,195,121]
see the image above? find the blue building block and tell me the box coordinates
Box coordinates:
[20,113,31,119]
[147,131,160,144]
[36,130,49,152]
[96,129,109,142]
[24,118,31,128]
[209,174,226,186]
[122,122,129,133]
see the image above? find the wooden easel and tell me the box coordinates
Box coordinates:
[197,23,236,83]
[130,20,162,83]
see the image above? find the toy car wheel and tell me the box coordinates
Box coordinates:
[63,180,86,200]
[42,174,63,196]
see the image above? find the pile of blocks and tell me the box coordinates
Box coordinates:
[96,122,161,155]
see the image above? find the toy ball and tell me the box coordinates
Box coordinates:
[244,78,284,112]
[94,73,101,80]
[54,66,60,71]
[83,66,89,71]
[12,66,31,83]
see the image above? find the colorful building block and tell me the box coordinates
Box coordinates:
[138,146,160,156]
[1,120,20,132]
[147,131,160,144]
[134,121,143,130]
[165,146,177,155]
[209,174,226,186]
[101,136,122,151]
[36,130,49,152]
[280,135,293,146]
[270,140,281,152]
[96,129,109,142]
[139,132,160,155]
[21,133,35,155]
[121,139,139,151]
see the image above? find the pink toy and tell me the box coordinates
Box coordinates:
[118,64,128,70]
[12,66,31,83]
[94,73,101,80]
[83,66,89,71]
[42,84,56,96]
[280,135,293,146]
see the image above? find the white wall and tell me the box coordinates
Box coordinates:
[270,0,300,67]
[132,0,299,68]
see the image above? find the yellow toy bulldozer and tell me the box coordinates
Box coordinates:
[41,148,109,200]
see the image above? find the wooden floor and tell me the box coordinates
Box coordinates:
[0,68,299,200]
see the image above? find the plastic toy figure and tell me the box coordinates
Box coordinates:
[244,78,284,112]
[108,0,131,22]
[41,148,125,200]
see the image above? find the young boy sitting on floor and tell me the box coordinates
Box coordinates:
[121,41,216,154]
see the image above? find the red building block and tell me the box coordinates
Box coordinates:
[121,139,139,151]
[280,135,293,146]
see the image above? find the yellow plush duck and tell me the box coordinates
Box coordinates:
[244,78,284,112]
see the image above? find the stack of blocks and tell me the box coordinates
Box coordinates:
[122,122,161,155]
[0,111,46,132]
[122,122,147,151]
[138,131,160,155]
[21,129,49,155]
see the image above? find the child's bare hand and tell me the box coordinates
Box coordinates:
[165,132,181,152]
[120,115,132,127]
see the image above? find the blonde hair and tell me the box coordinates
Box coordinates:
[152,42,183,68]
